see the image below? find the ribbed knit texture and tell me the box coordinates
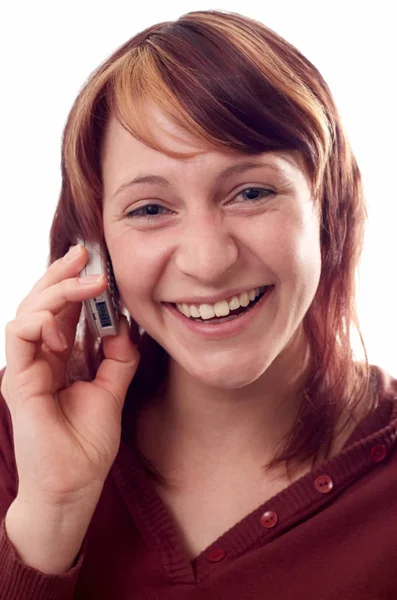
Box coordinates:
[0,518,85,599]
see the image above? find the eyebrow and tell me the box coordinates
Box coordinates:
[110,160,290,200]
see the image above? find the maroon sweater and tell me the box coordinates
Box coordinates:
[1,364,397,599]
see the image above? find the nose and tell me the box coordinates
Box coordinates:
[174,211,238,283]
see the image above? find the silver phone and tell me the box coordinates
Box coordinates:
[76,237,119,337]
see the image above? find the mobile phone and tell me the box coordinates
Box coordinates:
[76,237,120,337]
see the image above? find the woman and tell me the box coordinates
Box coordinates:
[1,9,396,599]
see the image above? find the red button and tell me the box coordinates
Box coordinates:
[370,444,387,462]
[260,510,279,528]
[208,548,226,562]
[314,475,334,494]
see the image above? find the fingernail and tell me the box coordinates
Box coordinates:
[58,331,68,350]
[64,244,82,262]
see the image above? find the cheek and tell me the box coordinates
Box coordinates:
[109,235,166,306]
[249,212,320,272]
[255,211,321,286]
[285,217,322,300]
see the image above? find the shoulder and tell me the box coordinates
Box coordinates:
[0,366,18,511]
[0,367,13,447]
[370,364,397,402]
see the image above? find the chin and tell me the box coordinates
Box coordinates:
[180,353,273,390]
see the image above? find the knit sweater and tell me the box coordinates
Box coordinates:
[1,364,397,600]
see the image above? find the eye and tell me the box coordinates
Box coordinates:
[233,187,275,203]
[125,204,171,220]
[124,187,275,221]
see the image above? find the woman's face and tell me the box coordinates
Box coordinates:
[101,106,322,390]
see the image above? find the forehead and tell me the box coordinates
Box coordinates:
[101,107,308,185]
[102,105,207,159]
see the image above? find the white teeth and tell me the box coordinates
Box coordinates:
[214,300,230,317]
[190,305,201,318]
[181,303,190,317]
[229,296,240,311]
[199,304,216,319]
[239,292,250,307]
[176,286,266,320]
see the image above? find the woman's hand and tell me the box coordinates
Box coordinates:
[1,244,140,510]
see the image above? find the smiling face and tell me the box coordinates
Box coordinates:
[101,105,322,391]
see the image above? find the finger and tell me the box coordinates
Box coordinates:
[52,300,83,354]
[92,315,140,411]
[12,275,108,371]
[16,245,89,315]
[34,301,84,389]
[6,272,108,378]
[18,274,108,320]
[5,310,69,379]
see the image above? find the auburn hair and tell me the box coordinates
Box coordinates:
[49,9,376,482]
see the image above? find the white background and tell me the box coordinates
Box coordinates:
[1,1,396,375]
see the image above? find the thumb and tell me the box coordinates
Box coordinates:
[92,314,140,410]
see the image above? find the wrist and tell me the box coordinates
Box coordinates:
[5,497,93,574]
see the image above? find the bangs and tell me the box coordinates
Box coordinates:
[104,20,326,194]
[107,45,228,160]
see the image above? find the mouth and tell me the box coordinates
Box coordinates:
[165,285,274,325]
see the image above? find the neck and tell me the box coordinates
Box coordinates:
[136,326,313,482]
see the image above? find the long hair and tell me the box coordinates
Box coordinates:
[49,9,376,481]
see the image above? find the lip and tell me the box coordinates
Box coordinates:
[163,285,274,339]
